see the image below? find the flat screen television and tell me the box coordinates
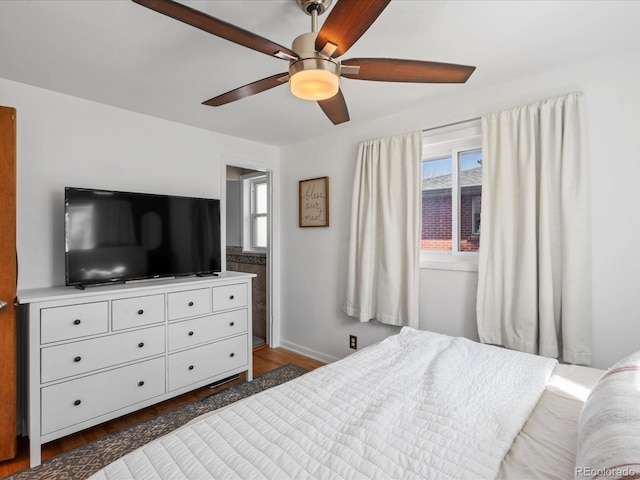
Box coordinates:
[65,187,221,287]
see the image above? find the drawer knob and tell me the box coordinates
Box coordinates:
[138,342,144,348]
[74,399,81,406]
[188,301,194,307]
[138,381,145,387]
[73,319,81,325]
[188,331,194,336]
[230,352,235,358]
[229,321,235,327]
[137,309,144,315]
[74,356,82,362]
[188,365,194,370]
[229,295,235,300]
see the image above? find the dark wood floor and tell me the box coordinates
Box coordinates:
[0,347,325,477]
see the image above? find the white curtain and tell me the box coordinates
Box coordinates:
[477,93,591,365]
[343,131,422,327]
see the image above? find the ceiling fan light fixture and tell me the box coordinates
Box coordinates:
[289,58,340,101]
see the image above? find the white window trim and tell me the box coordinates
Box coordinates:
[420,120,481,272]
[241,172,268,253]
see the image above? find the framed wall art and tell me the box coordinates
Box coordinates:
[299,176,329,227]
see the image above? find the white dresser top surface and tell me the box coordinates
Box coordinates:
[17,271,256,304]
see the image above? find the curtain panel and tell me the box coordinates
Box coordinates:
[343,131,422,327]
[477,93,591,365]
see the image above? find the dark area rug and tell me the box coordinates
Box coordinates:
[7,364,308,480]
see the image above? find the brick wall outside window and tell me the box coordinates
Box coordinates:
[421,191,452,251]
[421,187,480,252]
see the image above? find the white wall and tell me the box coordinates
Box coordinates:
[280,48,640,369]
[0,77,278,290]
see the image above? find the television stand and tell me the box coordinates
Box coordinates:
[196,272,219,277]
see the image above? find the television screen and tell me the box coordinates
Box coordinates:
[65,187,221,287]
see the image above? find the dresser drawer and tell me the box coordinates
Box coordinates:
[112,294,164,330]
[41,302,108,344]
[212,283,247,312]
[41,325,165,383]
[41,357,165,436]
[168,310,248,352]
[168,334,247,391]
[167,288,211,320]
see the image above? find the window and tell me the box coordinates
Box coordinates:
[251,178,268,248]
[242,173,268,252]
[421,122,482,265]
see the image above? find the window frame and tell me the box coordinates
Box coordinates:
[420,121,482,271]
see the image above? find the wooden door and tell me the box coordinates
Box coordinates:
[0,106,17,461]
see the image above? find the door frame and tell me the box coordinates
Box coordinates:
[220,155,279,348]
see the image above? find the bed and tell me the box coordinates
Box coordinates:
[89,327,639,480]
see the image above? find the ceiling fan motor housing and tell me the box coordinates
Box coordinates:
[290,32,340,71]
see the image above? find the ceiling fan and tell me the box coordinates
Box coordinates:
[132,0,476,125]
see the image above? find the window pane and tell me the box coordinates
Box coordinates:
[458,149,482,253]
[255,182,267,214]
[421,157,453,251]
[253,215,267,248]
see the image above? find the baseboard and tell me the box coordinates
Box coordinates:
[279,340,340,364]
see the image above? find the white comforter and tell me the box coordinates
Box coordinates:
[91,328,556,479]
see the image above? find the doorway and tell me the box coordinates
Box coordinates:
[225,165,270,350]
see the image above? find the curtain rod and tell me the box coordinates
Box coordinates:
[422,117,481,133]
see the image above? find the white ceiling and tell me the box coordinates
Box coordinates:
[1,0,639,146]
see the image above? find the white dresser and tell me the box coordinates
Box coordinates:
[17,272,255,467]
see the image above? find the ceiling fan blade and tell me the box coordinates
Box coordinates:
[315,0,391,58]
[317,89,350,125]
[202,73,289,107]
[341,58,476,83]
[133,0,299,60]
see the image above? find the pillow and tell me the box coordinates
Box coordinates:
[575,351,640,479]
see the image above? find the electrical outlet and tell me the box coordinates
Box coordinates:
[349,335,357,350]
